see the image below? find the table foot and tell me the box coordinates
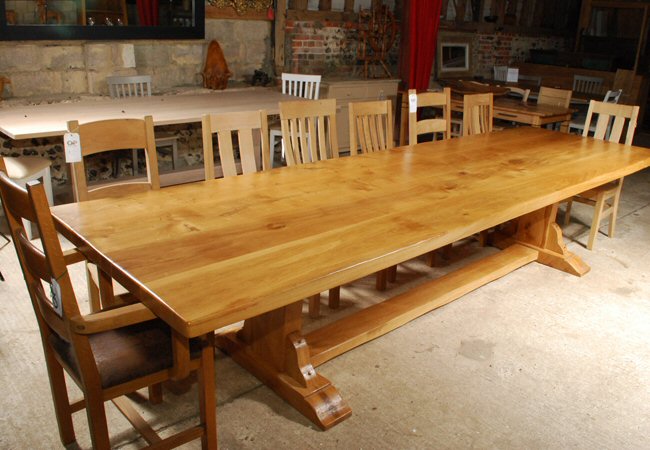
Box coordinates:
[216,303,351,430]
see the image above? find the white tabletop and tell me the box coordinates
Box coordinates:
[0,87,290,140]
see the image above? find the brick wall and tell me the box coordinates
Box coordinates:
[285,19,399,77]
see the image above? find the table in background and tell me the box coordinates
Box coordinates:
[51,128,650,431]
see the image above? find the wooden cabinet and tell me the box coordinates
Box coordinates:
[322,78,400,151]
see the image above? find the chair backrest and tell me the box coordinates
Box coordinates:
[573,75,604,95]
[537,86,572,108]
[508,87,531,102]
[493,66,508,82]
[0,172,81,356]
[408,88,451,145]
[518,74,542,87]
[67,116,160,202]
[280,98,339,165]
[202,110,270,179]
[349,99,394,154]
[106,75,152,98]
[281,73,322,100]
[462,93,493,136]
[582,100,639,145]
[603,89,623,104]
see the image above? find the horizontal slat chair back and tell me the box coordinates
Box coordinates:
[573,75,604,95]
[281,73,322,100]
[508,87,531,102]
[408,88,451,145]
[604,89,623,104]
[67,116,160,201]
[537,86,572,108]
[583,100,639,145]
[462,93,493,136]
[280,98,339,165]
[202,110,270,179]
[0,174,79,346]
[349,99,394,154]
[106,75,152,98]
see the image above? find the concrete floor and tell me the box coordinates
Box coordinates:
[0,167,649,449]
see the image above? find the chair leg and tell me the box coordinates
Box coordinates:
[478,230,489,247]
[308,294,320,318]
[148,383,163,405]
[608,185,623,238]
[387,265,397,283]
[86,264,101,313]
[328,286,340,309]
[587,192,607,250]
[44,348,76,446]
[564,199,574,226]
[375,269,387,291]
[198,334,218,450]
[84,388,111,450]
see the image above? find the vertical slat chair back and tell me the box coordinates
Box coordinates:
[349,99,394,154]
[67,116,160,202]
[408,88,451,145]
[281,73,322,100]
[537,86,572,108]
[572,75,604,96]
[106,75,152,98]
[582,100,639,145]
[493,66,508,82]
[202,110,270,179]
[280,98,339,166]
[462,93,494,136]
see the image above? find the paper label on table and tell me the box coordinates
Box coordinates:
[506,68,519,83]
[64,132,82,163]
[50,278,63,317]
[409,93,417,113]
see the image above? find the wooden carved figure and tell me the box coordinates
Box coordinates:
[202,40,232,90]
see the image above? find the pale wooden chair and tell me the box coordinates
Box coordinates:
[269,73,322,167]
[462,93,494,136]
[280,98,339,317]
[507,87,531,102]
[407,88,451,144]
[106,75,179,171]
[563,100,639,250]
[569,89,622,135]
[0,155,54,239]
[0,171,217,450]
[537,86,572,108]
[202,110,270,179]
[349,99,394,154]
[280,98,339,166]
[572,74,604,96]
[68,116,160,311]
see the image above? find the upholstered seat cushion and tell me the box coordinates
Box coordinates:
[50,319,203,389]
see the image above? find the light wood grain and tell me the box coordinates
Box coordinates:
[408,88,452,144]
[52,127,650,339]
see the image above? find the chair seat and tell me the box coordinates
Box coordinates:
[3,156,52,180]
[575,181,620,200]
[51,319,202,389]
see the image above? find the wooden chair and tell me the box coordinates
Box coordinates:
[0,156,54,239]
[507,87,531,102]
[106,75,180,171]
[563,100,639,250]
[269,73,322,167]
[569,89,622,135]
[349,99,394,154]
[280,98,339,317]
[408,88,451,144]
[202,110,270,179]
[0,171,217,449]
[462,93,494,136]
[518,74,542,87]
[280,98,339,166]
[537,86,572,108]
[493,66,508,82]
[68,116,160,311]
[573,74,604,96]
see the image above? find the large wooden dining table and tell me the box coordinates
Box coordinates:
[0,87,291,140]
[51,128,650,431]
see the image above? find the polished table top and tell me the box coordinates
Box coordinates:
[52,128,650,339]
[451,95,573,118]
[0,87,291,139]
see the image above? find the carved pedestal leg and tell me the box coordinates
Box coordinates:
[216,301,351,430]
[514,204,590,276]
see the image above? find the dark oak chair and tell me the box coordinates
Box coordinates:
[0,166,217,449]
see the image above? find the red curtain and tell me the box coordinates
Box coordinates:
[137,0,159,26]
[401,0,443,90]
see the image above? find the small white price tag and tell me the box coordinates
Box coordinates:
[50,278,63,317]
[64,132,82,163]
[506,68,519,83]
[408,93,418,113]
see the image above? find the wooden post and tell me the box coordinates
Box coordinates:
[344,0,354,12]
[319,0,332,11]
[275,0,287,76]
